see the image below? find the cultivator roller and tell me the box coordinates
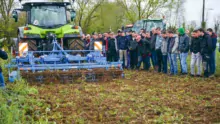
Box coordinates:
[6,35,123,83]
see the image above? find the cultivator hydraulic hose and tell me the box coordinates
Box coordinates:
[6,34,123,83]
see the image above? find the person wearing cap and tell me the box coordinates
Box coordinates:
[207,28,217,76]
[197,28,212,78]
[0,49,8,88]
[178,28,190,75]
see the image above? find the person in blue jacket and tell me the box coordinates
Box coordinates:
[117,31,129,68]
[0,49,8,88]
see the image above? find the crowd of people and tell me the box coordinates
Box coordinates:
[82,27,219,78]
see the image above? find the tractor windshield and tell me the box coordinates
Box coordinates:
[144,21,163,32]
[132,20,144,33]
[132,20,163,33]
[31,6,67,28]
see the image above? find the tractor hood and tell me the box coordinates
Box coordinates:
[21,24,81,39]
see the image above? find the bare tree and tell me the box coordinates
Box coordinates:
[214,15,220,34]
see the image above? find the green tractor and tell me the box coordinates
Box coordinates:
[12,0,83,53]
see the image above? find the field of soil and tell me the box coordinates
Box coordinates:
[30,70,220,123]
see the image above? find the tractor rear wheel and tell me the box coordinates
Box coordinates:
[28,40,38,51]
[17,35,38,51]
[64,39,84,50]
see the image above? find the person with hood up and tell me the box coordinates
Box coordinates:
[178,28,190,75]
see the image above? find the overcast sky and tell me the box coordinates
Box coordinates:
[185,0,220,28]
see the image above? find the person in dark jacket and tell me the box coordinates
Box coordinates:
[136,34,151,70]
[207,28,217,76]
[178,28,190,75]
[118,32,128,68]
[190,30,202,77]
[128,32,138,69]
[150,28,158,71]
[126,30,133,68]
[107,32,117,62]
[155,27,163,72]
[0,50,8,88]
[198,28,212,77]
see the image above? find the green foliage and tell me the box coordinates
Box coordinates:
[86,2,125,33]
[0,56,46,123]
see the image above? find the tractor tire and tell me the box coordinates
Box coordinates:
[65,39,84,50]
[28,40,38,51]
[17,35,38,51]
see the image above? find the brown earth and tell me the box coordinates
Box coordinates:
[30,70,220,123]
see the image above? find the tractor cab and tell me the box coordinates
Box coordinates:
[12,0,83,53]
[13,1,76,25]
[132,19,166,33]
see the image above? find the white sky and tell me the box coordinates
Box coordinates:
[14,0,220,28]
[185,0,220,28]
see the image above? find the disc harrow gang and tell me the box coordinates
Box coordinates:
[20,69,123,83]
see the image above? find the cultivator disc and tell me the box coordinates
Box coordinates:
[20,69,123,84]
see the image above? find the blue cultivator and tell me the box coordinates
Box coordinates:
[6,36,123,83]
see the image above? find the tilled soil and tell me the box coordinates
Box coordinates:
[30,70,220,123]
